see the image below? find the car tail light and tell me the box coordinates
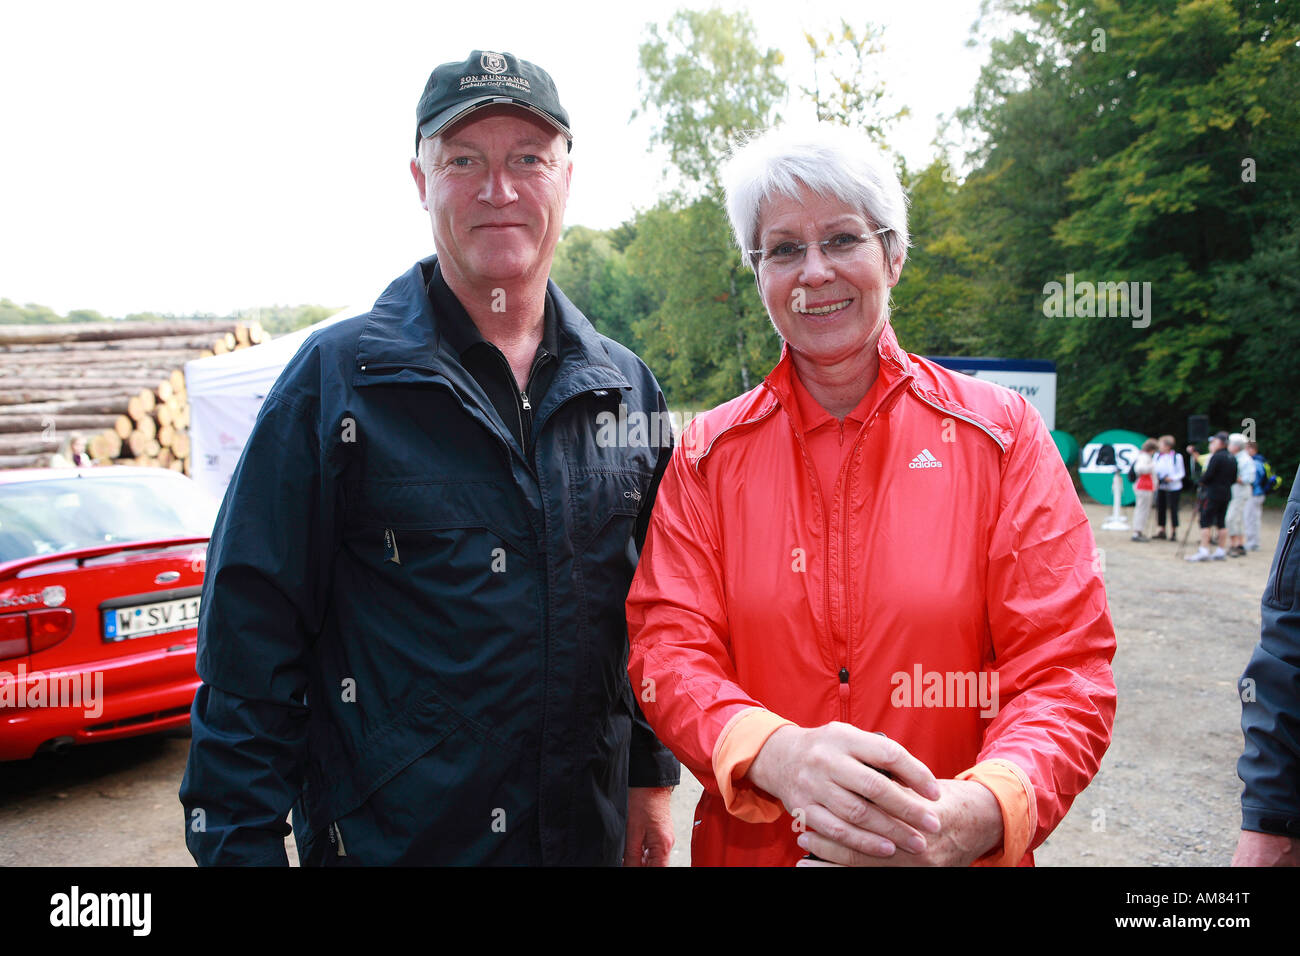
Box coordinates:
[0,613,28,660]
[28,608,74,653]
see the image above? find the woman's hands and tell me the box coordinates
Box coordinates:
[796,779,1003,866]
[747,722,943,858]
[747,723,1005,866]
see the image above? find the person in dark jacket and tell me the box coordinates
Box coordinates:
[179,50,680,865]
[1185,432,1236,562]
[1233,464,1300,865]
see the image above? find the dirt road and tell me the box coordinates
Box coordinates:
[0,500,1285,866]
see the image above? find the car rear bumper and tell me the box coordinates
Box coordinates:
[0,644,198,761]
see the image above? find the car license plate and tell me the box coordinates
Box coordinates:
[102,595,201,642]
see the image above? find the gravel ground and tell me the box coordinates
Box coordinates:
[0,499,1283,866]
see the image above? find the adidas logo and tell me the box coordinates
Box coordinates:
[908,448,943,469]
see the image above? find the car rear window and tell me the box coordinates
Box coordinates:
[0,473,218,563]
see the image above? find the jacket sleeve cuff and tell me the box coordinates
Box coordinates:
[956,758,1036,866]
[628,745,682,789]
[628,696,682,789]
[1241,805,1300,837]
[712,708,796,823]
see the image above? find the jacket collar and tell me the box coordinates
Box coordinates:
[353,256,631,398]
[761,321,915,428]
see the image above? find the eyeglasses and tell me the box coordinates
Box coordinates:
[746,227,891,270]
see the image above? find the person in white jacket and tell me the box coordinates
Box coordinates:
[1152,434,1185,540]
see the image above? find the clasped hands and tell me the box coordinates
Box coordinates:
[746,722,1003,867]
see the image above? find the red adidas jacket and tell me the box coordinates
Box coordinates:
[627,323,1117,866]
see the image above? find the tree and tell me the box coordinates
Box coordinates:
[958,0,1300,474]
[801,18,909,147]
[632,7,786,403]
[635,8,786,199]
[890,157,1007,357]
[550,224,655,350]
[626,197,777,407]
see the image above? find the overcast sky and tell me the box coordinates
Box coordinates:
[0,0,990,317]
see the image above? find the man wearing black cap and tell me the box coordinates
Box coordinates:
[1186,431,1236,561]
[181,51,680,866]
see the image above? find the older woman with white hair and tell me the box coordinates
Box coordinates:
[626,124,1117,867]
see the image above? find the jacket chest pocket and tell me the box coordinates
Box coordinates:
[341,479,533,580]
[566,469,651,553]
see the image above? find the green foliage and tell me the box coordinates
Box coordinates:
[0,297,337,335]
[626,196,779,406]
[628,6,787,406]
[635,7,786,199]
[551,224,655,350]
[959,0,1300,473]
[247,304,337,335]
[0,299,107,324]
[801,18,909,145]
[891,158,1009,356]
[1213,221,1300,470]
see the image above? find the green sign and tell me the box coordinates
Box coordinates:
[1050,429,1079,467]
[1079,429,1148,506]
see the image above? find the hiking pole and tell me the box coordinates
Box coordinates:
[1177,490,1204,559]
[1176,515,1196,558]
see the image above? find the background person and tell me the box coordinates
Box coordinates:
[627,124,1116,867]
[1131,438,1157,542]
[1153,434,1184,540]
[1226,433,1257,557]
[1233,464,1300,866]
[49,433,93,468]
[1245,440,1269,551]
[1186,432,1235,562]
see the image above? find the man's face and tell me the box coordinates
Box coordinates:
[411,106,571,293]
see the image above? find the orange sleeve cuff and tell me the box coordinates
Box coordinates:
[712,708,796,823]
[957,758,1037,866]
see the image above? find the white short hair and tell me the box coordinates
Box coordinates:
[721,124,910,272]
[1229,433,1247,449]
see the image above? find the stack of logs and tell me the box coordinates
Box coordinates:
[0,319,268,472]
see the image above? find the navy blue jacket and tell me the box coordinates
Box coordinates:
[1238,464,1300,837]
[180,257,679,865]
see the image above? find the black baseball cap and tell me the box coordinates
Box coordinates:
[415,50,572,153]
[1213,431,1230,443]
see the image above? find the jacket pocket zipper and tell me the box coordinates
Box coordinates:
[1272,512,1300,605]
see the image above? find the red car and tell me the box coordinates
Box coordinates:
[0,467,217,760]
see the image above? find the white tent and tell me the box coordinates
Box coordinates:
[183,304,369,501]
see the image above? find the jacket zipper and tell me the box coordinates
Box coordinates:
[828,381,911,723]
[1273,512,1300,604]
[909,388,1007,452]
[485,344,548,454]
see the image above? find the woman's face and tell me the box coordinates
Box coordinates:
[753,185,902,369]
